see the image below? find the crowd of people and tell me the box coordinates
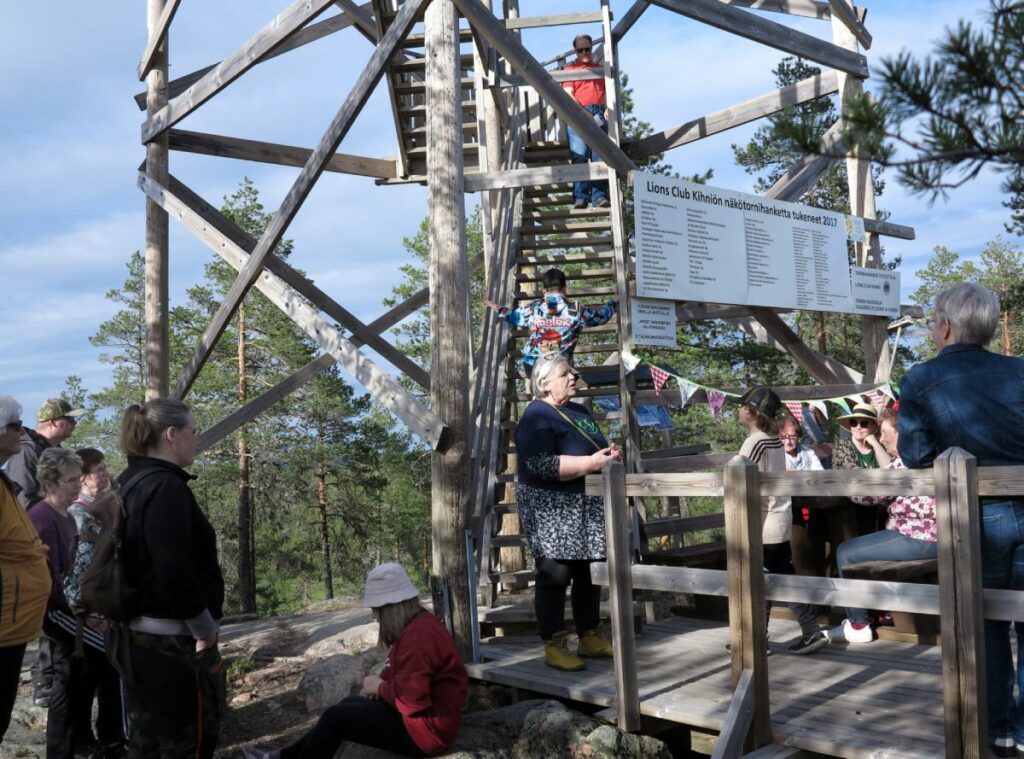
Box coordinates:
[0,396,469,758]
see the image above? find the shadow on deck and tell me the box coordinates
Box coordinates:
[466,616,943,759]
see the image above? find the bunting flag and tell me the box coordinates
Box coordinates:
[650,364,671,395]
[677,378,699,406]
[833,398,851,415]
[784,401,804,420]
[866,390,886,410]
[620,348,642,373]
[707,390,727,419]
[880,382,896,400]
[809,400,828,419]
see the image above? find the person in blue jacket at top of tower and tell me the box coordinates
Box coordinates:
[485,268,617,376]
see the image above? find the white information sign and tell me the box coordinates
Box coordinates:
[631,298,677,347]
[850,267,900,318]
[635,173,857,314]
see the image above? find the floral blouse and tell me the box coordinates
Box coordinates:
[851,458,937,541]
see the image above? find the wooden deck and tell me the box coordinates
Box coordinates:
[466,616,944,759]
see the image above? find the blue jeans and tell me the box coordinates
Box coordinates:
[979,500,1024,743]
[566,104,609,206]
[836,528,937,625]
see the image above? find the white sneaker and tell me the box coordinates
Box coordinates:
[828,619,875,644]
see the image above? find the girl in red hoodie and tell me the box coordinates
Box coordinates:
[244,564,468,758]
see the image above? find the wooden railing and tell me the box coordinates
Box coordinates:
[585,450,1024,758]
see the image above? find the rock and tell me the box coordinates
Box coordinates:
[297,652,375,714]
[337,700,670,759]
[303,622,380,658]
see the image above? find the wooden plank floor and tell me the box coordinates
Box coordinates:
[466,616,945,759]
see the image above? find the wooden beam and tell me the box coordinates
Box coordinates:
[646,0,868,77]
[465,162,608,192]
[334,0,380,42]
[630,72,839,159]
[602,461,641,731]
[142,0,339,142]
[140,171,444,448]
[723,457,771,751]
[452,0,637,177]
[159,173,428,388]
[726,0,830,20]
[504,11,604,29]
[765,120,846,202]
[171,0,425,399]
[711,670,756,759]
[144,0,170,399]
[864,217,914,240]
[934,449,986,759]
[611,1,651,43]
[827,0,871,48]
[197,354,336,453]
[427,0,474,657]
[167,129,398,179]
[137,0,181,80]
[133,8,372,109]
[747,307,862,384]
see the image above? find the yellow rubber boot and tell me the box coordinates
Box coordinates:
[544,631,585,671]
[577,629,614,658]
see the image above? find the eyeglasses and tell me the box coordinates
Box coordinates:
[779,435,798,440]
[59,416,78,427]
[3,421,22,432]
[575,46,591,53]
[848,419,874,428]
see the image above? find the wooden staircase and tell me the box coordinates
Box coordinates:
[374,0,478,178]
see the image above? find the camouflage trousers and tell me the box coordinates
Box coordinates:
[125,631,226,759]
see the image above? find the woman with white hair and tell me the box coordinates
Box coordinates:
[0,395,51,743]
[514,352,622,671]
[243,563,468,758]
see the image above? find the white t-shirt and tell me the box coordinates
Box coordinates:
[738,430,792,544]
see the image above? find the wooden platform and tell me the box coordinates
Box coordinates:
[466,616,944,759]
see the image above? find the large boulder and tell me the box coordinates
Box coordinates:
[297,652,377,713]
[303,622,380,658]
[338,699,671,759]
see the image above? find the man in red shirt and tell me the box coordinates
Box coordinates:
[562,34,610,209]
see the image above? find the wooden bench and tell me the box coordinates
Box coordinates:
[840,557,939,642]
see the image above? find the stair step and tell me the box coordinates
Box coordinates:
[394,77,476,94]
[404,122,477,137]
[490,534,528,548]
[513,385,621,402]
[487,569,536,584]
[405,144,479,157]
[514,252,614,266]
[495,473,516,484]
[391,53,475,72]
[400,29,475,47]
[492,501,518,514]
[511,341,620,357]
[509,323,618,338]
[514,284,616,299]
[520,221,613,235]
[519,237,615,251]
[515,267,614,282]
[524,207,614,221]
[399,102,476,117]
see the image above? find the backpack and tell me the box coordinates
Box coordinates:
[78,470,155,622]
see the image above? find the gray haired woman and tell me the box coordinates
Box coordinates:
[514,352,621,671]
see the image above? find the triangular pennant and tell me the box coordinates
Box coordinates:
[879,382,896,400]
[620,348,642,373]
[809,400,828,419]
[784,401,804,421]
[677,378,699,406]
[707,390,727,420]
[650,364,671,395]
[832,398,851,415]
[866,390,885,410]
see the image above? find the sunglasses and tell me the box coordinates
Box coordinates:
[4,421,22,432]
[848,419,875,428]
[575,46,592,53]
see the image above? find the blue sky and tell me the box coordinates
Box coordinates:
[0,1,1008,427]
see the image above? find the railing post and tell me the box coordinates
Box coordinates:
[935,448,986,759]
[602,460,640,732]
[723,455,770,751]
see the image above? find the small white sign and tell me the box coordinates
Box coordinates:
[850,267,900,319]
[631,298,677,347]
[844,214,866,243]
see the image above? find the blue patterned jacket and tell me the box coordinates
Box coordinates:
[497,293,617,369]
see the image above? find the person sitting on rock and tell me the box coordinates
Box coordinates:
[243,563,468,759]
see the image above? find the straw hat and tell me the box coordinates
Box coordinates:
[363,563,419,608]
[837,402,879,430]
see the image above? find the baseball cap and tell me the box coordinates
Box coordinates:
[738,387,781,417]
[37,398,86,423]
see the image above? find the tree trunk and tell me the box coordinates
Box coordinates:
[237,303,255,614]
[816,312,827,354]
[315,450,334,600]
